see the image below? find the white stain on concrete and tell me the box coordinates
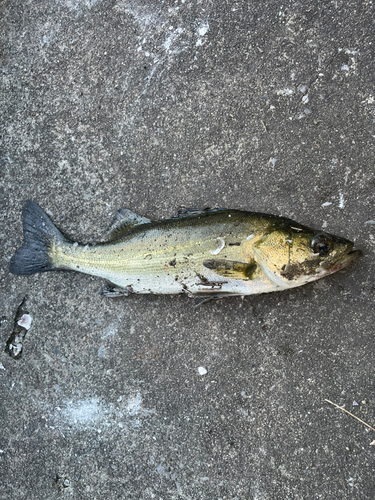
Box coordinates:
[50,391,154,432]
[66,0,99,11]
[164,27,184,52]
[196,22,209,46]
[101,321,119,339]
[61,397,102,427]
[126,392,143,416]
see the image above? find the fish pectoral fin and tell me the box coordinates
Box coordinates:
[202,259,257,280]
[171,207,227,218]
[108,208,152,240]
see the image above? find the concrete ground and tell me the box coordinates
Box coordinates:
[1,0,375,498]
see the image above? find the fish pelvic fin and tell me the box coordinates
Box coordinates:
[9,201,68,276]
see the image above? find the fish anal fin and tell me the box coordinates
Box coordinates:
[100,282,134,297]
[203,259,257,280]
[108,208,151,240]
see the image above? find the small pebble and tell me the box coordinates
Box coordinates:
[198,367,207,376]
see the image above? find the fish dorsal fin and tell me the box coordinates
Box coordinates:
[108,208,151,240]
[202,259,257,280]
[172,207,227,218]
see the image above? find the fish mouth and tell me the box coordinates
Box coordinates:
[323,248,362,274]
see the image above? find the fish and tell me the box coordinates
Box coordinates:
[9,201,362,300]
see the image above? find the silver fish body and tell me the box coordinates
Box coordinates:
[10,202,362,299]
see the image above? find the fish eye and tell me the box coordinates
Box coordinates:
[311,234,333,256]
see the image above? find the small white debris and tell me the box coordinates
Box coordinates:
[302,95,309,104]
[0,363,5,370]
[197,24,209,38]
[276,88,294,96]
[321,202,332,207]
[17,314,32,330]
[196,22,209,46]
[339,191,344,209]
[246,234,254,240]
[300,85,307,93]
[198,366,207,376]
[270,157,277,166]
[361,96,374,105]
[322,221,328,228]
[210,237,225,255]
[364,220,375,225]
[341,64,349,71]
[353,401,358,406]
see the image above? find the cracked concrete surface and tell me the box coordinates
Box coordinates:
[1,0,375,498]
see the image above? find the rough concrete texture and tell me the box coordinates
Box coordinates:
[1,0,375,498]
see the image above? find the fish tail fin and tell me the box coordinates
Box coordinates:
[10,201,68,276]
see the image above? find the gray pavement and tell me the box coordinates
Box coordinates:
[1,0,375,498]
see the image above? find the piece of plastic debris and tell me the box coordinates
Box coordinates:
[353,401,358,406]
[0,363,5,370]
[17,314,32,330]
[321,202,332,207]
[5,298,31,360]
[198,366,207,375]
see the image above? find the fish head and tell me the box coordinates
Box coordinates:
[253,221,362,289]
